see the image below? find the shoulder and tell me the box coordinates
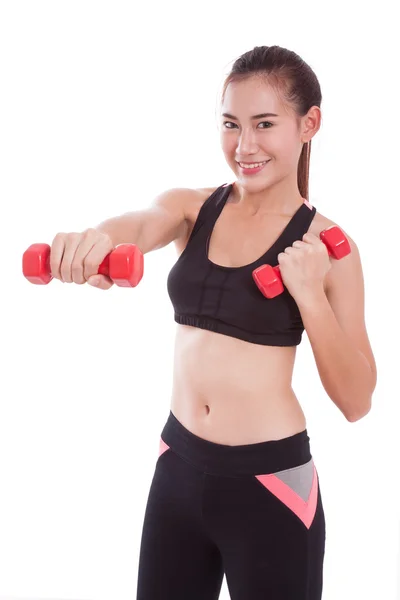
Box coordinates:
[308,206,335,237]
[173,186,220,253]
[307,207,359,295]
[310,208,360,302]
[182,186,219,215]
[308,207,356,253]
[195,186,221,203]
[308,207,356,252]
[182,185,220,226]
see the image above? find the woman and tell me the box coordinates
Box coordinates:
[50,46,377,599]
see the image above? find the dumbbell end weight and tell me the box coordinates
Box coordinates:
[320,226,351,259]
[252,265,283,299]
[22,243,53,284]
[103,244,144,287]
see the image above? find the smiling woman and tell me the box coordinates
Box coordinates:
[135,46,333,600]
[217,60,319,212]
[86,44,377,600]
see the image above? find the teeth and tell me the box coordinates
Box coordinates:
[239,161,268,169]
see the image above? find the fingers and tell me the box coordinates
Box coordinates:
[50,233,68,281]
[50,231,85,283]
[49,229,114,285]
[79,229,114,282]
[63,233,89,283]
[87,274,114,290]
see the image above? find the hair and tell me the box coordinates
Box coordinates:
[219,45,322,201]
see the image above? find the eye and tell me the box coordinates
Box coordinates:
[222,121,273,130]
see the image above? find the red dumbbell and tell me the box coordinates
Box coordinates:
[22,243,144,288]
[252,225,351,299]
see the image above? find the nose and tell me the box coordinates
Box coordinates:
[236,128,259,155]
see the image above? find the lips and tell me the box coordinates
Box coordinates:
[236,160,271,175]
[237,160,270,166]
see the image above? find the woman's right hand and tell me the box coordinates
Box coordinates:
[49,228,115,290]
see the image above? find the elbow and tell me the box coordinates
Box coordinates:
[345,398,372,423]
[344,368,376,423]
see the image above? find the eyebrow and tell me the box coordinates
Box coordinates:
[222,112,279,120]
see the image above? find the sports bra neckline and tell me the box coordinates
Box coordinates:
[204,183,314,272]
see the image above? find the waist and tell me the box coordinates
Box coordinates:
[160,410,312,477]
[170,390,307,445]
[170,325,305,443]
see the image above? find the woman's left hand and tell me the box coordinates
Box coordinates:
[277,232,332,302]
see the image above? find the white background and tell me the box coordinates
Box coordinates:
[1,1,399,599]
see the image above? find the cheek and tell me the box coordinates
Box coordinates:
[220,134,234,149]
[221,142,237,160]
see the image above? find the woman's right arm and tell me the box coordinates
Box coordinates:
[49,187,198,289]
[94,187,196,255]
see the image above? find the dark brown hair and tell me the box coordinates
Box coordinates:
[220,45,322,200]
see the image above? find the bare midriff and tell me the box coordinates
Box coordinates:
[170,324,307,445]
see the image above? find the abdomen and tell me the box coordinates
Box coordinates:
[169,324,307,444]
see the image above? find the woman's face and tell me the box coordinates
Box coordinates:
[219,78,314,187]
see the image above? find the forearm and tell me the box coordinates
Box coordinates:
[296,289,374,421]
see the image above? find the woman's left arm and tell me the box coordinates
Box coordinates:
[295,235,377,422]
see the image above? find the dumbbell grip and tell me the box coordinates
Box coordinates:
[23,243,114,285]
[22,243,143,287]
[97,254,110,277]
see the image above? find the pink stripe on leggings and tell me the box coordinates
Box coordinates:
[255,463,319,529]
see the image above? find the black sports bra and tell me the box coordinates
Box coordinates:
[166,182,317,346]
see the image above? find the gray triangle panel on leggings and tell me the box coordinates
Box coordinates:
[274,458,314,502]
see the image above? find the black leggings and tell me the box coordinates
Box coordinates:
[136,411,326,599]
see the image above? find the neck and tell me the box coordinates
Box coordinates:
[231,180,305,217]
